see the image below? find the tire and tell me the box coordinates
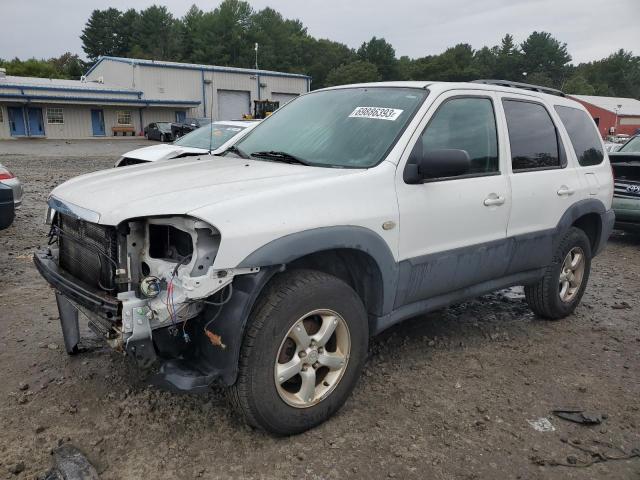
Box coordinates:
[525,227,592,320]
[228,269,368,435]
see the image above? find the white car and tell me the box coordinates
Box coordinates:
[36,80,614,435]
[114,120,258,167]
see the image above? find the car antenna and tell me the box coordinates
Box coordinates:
[208,75,215,155]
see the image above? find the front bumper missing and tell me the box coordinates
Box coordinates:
[35,248,157,365]
[34,248,119,319]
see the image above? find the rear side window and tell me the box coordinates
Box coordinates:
[503,100,560,171]
[555,105,604,166]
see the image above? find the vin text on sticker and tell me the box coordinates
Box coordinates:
[349,106,404,121]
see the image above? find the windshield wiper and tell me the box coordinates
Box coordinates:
[222,145,250,159]
[250,150,312,166]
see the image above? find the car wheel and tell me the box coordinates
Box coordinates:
[525,227,592,320]
[228,269,368,435]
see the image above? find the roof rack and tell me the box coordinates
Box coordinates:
[471,79,566,97]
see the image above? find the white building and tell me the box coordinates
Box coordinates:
[0,56,311,140]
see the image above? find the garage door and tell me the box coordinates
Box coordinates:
[218,90,251,120]
[272,92,299,107]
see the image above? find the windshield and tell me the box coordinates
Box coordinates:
[236,87,428,168]
[619,136,640,153]
[173,124,247,150]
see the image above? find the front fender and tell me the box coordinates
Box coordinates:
[238,225,399,314]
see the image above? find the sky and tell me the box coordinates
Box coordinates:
[0,0,638,64]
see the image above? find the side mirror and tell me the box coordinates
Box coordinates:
[404,148,471,183]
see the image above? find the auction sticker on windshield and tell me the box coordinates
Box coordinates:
[349,106,404,121]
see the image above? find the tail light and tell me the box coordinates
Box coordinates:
[0,167,15,180]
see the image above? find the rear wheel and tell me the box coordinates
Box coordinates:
[228,269,368,435]
[525,227,592,319]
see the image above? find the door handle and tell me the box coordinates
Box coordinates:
[483,195,505,207]
[557,186,575,196]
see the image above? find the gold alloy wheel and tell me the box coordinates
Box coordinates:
[274,309,351,408]
[559,246,586,303]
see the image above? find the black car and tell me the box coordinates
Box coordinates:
[144,122,173,142]
[170,117,211,139]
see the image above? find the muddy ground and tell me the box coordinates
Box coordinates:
[0,139,639,480]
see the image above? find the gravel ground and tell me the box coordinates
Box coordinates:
[0,140,639,479]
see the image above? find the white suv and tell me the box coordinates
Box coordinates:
[35,80,614,435]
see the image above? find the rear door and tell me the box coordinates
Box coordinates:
[498,93,581,271]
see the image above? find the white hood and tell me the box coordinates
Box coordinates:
[51,156,359,226]
[119,143,208,163]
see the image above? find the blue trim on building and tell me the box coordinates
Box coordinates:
[0,92,200,106]
[85,56,312,81]
[0,83,142,95]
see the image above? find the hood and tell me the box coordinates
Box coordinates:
[51,156,360,225]
[121,144,208,163]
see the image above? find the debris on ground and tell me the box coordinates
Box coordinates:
[532,439,640,468]
[552,408,604,425]
[43,444,99,480]
[527,417,555,432]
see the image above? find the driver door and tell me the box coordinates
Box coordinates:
[394,91,512,306]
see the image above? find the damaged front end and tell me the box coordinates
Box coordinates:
[34,199,264,390]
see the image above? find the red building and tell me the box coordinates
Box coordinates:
[569,95,640,138]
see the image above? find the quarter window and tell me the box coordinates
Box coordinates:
[416,97,499,177]
[503,100,560,171]
[117,111,132,125]
[47,107,64,124]
[554,105,604,166]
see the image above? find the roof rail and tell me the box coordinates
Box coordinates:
[471,79,565,97]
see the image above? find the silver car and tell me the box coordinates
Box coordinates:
[0,163,23,230]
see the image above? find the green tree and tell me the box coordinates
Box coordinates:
[81,8,126,60]
[191,0,253,65]
[129,6,177,60]
[325,61,379,86]
[357,37,398,80]
[300,38,355,88]
[563,75,596,95]
[520,31,571,88]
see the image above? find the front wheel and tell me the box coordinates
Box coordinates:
[228,269,368,435]
[525,227,592,319]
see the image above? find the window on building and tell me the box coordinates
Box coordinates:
[46,107,64,124]
[117,111,132,125]
[415,97,499,178]
[555,105,604,166]
[503,100,560,171]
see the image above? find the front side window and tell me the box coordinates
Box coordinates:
[117,111,132,125]
[416,97,499,176]
[47,107,64,124]
[555,105,604,166]
[236,87,428,168]
[503,100,560,171]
